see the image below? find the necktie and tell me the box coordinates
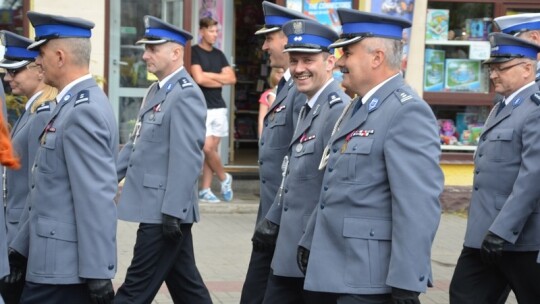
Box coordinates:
[352,98,363,115]
[496,100,506,116]
[276,77,286,95]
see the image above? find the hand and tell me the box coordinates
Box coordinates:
[162,214,183,241]
[87,279,114,304]
[3,248,27,284]
[251,219,279,252]
[391,287,420,304]
[297,246,310,275]
[481,231,507,264]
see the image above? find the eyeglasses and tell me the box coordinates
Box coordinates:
[5,64,39,77]
[487,61,527,75]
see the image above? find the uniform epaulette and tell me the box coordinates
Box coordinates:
[531,92,540,106]
[35,102,51,113]
[74,90,90,107]
[179,77,193,89]
[395,89,415,104]
[327,92,343,107]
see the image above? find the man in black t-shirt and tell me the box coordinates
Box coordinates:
[191,17,236,204]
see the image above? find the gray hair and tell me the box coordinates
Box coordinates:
[61,38,91,66]
[364,37,403,70]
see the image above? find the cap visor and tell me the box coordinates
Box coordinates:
[135,38,168,45]
[27,39,47,50]
[329,36,363,49]
[254,26,281,35]
[482,57,514,65]
[0,59,30,70]
[283,47,322,53]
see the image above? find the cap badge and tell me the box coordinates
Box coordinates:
[293,20,304,35]
[294,36,303,41]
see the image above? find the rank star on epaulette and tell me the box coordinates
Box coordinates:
[328,93,342,107]
[532,93,540,105]
[36,103,51,113]
[180,77,193,89]
[74,90,90,106]
[399,92,413,103]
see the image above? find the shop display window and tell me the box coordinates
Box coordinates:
[424,1,495,149]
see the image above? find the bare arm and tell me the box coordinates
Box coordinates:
[190,64,223,88]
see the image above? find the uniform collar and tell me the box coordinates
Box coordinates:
[361,73,399,104]
[57,74,92,103]
[158,66,184,89]
[504,81,535,106]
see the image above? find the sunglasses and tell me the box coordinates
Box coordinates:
[5,64,39,77]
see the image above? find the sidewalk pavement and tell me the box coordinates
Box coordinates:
[114,198,517,304]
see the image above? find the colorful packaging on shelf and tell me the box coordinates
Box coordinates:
[424,49,445,92]
[466,18,493,41]
[426,9,449,41]
[444,59,482,92]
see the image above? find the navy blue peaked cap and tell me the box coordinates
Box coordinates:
[0,31,38,69]
[283,19,339,54]
[330,9,411,48]
[255,1,311,35]
[27,11,94,50]
[484,32,540,64]
[136,15,192,46]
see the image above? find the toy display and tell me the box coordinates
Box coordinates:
[444,59,482,92]
[424,49,445,92]
[426,9,449,41]
[466,18,492,41]
[438,119,458,145]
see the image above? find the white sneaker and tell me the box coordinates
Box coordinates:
[199,189,220,203]
[221,173,233,202]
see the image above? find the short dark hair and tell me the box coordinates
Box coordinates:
[199,17,218,29]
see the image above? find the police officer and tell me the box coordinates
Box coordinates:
[0,80,14,304]
[114,16,212,304]
[494,13,540,87]
[241,2,309,303]
[253,18,348,304]
[7,11,118,304]
[0,30,56,304]
[449,33,540,304]
[298,9,444,304]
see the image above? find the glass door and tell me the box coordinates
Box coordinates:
[109,0,183,144]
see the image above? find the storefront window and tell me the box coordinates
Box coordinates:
[424,1,495,149]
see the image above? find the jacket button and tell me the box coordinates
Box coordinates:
[324,186,328,191]
[262,179,266,184]
[259,161,263,165]
[419,275,425,282]
[328,168,333,172]
[320,204,325,210]
[260,142,264,146]
[50,230,55,235]
[478,153,483,157]
[475,170,479,174]
[284,189,288,193]
[108,264,114,270]
[474,186,479,191]
[284,207,288,212]
[183,209,187,213]
[333,148,338,153]
[369,230,375,237]
[513,231,518,235]
[31,185,35,189]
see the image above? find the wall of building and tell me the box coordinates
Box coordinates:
[31,0,106,82]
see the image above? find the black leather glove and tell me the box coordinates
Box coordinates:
[481,231,507,264]
[3,248,27,284]
[391,287,420,304]
[297,246,310,275]
[251,219,279,252]
[162,214,183,241]
[87,279,114,304]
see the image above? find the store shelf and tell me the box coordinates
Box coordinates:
[441,145,476,152]
[425,40,490,47]
[424,92,495,106]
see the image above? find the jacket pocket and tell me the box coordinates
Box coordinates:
[38,133,57,174]
[343,138,374,184]
[142,173,166,220]
[32,216,77,276]
[343,217,391,287]
[488,129,514,162]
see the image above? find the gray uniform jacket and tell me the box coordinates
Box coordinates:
[11,78,118,284]
[0,84,8,279]
[5,99,54,245]
[117,68,206,224]
[464,83,540,253]
[265,79,348,277]
[257,76,305,224]
[299,75,443,294]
